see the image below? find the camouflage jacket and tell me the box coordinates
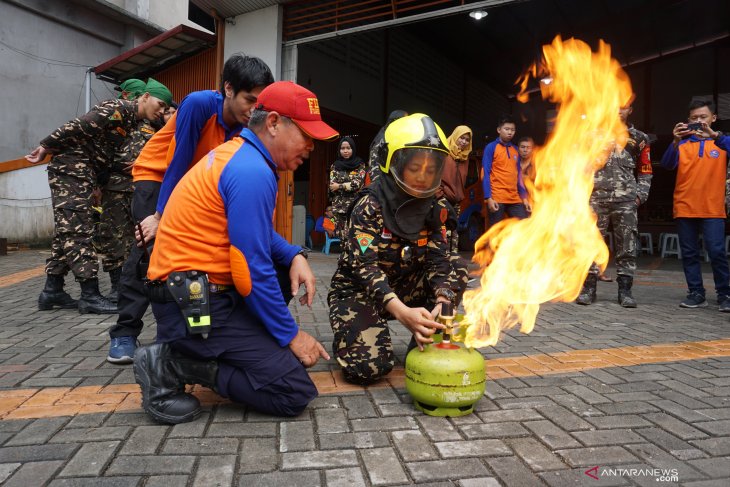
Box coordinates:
[329,194,458,313]
[41,99,139,181]
[329,164,367,214]
[591,126,652,204]
[104,119,157,191]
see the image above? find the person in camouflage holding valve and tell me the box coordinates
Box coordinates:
[328,113,468,385]
[97,79,170,304]
[26,79,171,314]
[576,101,653,308]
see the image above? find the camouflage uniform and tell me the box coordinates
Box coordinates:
[367,136,386,185]
[98,120,156,272]
[327,194,468,384]
[328,164,367,236]
[588,126,653,278]
[43,99,139,281]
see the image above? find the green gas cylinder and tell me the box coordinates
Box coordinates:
[405,303,486,417]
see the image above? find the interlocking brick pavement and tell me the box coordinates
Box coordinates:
[0,249,729,485]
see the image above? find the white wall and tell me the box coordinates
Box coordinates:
[224,5,283,79]
[0,0,165,243]
[0,166,53,242]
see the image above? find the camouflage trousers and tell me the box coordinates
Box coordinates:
[46,171,98,281]
[328,260,468,385]
[589,199,638,277]
[445,203,461,252]
[97,188,134,273]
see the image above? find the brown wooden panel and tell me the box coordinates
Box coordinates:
[275,171,294,242]
[153,48,218,103]
[0,156,50,174]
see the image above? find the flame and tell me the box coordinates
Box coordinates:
[461,37,633,348]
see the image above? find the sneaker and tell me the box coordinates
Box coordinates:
[719,295,730,313]
[107,336,138,364]
[679,292,708,308]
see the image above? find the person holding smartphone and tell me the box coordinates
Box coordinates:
[660,99,730,310]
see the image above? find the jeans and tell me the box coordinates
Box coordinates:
[489,202,528,227]
[676,218,730,298]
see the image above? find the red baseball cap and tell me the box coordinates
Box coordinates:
[255,81,339,141]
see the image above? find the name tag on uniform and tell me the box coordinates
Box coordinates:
[417,238,428,247]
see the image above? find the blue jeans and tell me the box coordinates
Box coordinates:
[676,218,730,298]
[489,202,528,227]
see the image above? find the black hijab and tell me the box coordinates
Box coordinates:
[333,136,364,172]
[368,172,446,241]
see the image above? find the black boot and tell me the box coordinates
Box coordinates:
[576,274,597,305]
[133,343,201,424]
[77,278,118,314]
[167,349,219,391]
[38,274,78,310]
[106,268,122,304]
[617,275,637,308]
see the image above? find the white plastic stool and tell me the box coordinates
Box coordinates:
[660,233,681,259]
[639,233,653,255]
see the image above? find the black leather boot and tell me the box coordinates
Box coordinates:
[617,275,637,308]
[38,274,78,310]
[133,343,201,424]
[576,274,598,305]
[106,268,123,304]
[77,278,118,314]
[167,349,219,391]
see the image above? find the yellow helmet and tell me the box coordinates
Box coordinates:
[381,114,449,198]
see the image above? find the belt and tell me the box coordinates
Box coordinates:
[145,280,232,303]
[210,283,232,293]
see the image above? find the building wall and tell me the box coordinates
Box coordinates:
[224,5,283,79]
[0,0,179,243]
[296,28,509,143]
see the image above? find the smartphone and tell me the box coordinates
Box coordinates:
[686,122,703,131]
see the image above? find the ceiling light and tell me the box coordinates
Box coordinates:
[469,10,488,20]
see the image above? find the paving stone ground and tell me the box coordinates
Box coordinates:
[0,248,728,486]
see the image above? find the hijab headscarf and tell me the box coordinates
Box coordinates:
[333,136,364,171]
[447,125,473,161]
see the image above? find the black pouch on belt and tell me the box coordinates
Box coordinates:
[166,271,212,338]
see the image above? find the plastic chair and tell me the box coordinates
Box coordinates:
[315,216,341,255]
[660,233,681,259]
[305,214,315,249]
[639,232,653,255]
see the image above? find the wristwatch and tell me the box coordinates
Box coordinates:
[296,248,309,260]
[435,288,456,303]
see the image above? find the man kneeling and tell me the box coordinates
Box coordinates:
[133,81,337,423]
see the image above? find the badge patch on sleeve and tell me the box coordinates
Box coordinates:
[109,110,122,121]
[355,233,374,254]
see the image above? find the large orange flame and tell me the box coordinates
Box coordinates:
[461,36,633,348]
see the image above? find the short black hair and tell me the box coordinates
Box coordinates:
[688,99,715,114]
[221,53,274,94]
[497,115,516,127]
[518,136,534,145]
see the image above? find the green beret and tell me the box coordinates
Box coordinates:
[116,79,146,99]
[144,78,173,106]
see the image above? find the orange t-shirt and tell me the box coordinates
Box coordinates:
[672,138,727,218]
[481,140,525,204]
